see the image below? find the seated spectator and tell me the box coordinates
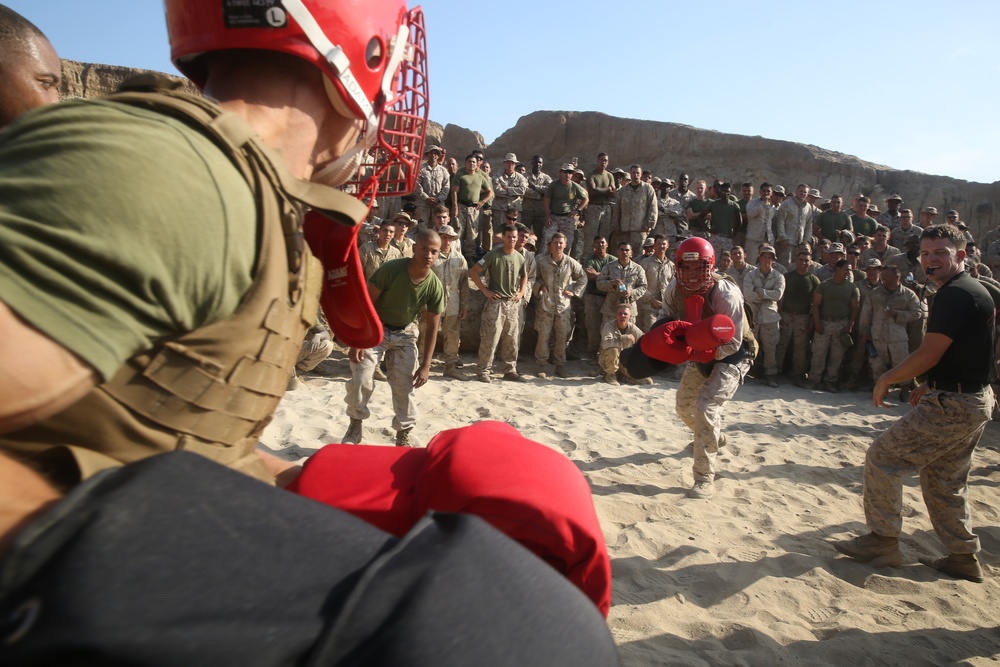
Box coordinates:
[599,305,650,385]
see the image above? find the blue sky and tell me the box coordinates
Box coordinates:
[7,0,998,183]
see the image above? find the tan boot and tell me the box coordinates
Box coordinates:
[444,363,467,381]
[833,532,902,567]
[919,553,984,583]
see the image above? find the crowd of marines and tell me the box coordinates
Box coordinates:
[335,147,1000,409]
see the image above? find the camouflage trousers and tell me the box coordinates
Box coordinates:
[345,323,418,431]
[755,320,780,377]
[609,230,644,257]
[636,304,659,333]
[576,204,613,259]
[414,204,433,229]
[776,313,811,378]
[844,335,871,385]
[543,214,578,251]
[477,298,521,377]
[709,233,734,260]
[480,209,494,248]
[535,308,574,366]
[744,236,768,261]
[439,314,462,365]
[676,358,751,483]
[295,330,334,372]
[870,339,909,379]
[809,319,849,383]
[598,347,624,376]
[456,205,482,256]
[864,386,993,553]
[522,198,546,239]
[584,294,604,354]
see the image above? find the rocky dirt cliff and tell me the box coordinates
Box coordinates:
[452,111,1000,241]
[61,62,999,240]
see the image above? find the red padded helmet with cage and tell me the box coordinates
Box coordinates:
[675,236,716,295]
[165,0,429,200]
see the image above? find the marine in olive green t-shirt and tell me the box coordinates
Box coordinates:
[369,257,445,327]
[816,279,859,321]
[0,99,257,381]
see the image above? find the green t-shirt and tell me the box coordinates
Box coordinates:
[584,253,614,296]
[0,99,257,381]
[369,257,445,327]
[454,170,490,205]
[545,180,588,215]
[815,211,853,241]
[817,279,859,321]
[707,198,741,235]
[781,270,821,315]
[587,169,615,205]
[687,199,711,232]
[851,214,877,237]
[478,247,526,297]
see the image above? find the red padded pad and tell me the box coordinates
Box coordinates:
[287,421,611,616]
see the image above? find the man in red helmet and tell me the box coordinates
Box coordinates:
[0,0,432,486]
[0,2,620,664]
[661,236,754,499]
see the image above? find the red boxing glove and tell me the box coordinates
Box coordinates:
[685,314,736,351]
[640,320,694,364]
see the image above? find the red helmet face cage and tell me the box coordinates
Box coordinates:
[165,1,429,201]
[348,7,429,201]
[676,237,715,294]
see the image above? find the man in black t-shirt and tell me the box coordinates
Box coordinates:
[834,225,995,582]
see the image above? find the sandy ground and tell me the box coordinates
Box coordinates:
[261,351,1000,666]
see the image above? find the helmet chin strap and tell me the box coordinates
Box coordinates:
[282,0,411,192]
[310,106,377,188]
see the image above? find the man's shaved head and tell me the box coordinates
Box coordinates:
[0,4,61,128]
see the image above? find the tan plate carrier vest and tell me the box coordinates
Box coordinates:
[1,79,366,486]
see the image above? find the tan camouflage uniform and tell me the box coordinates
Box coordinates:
[596,259,647,323]
[492,169,528,227]
[414,162,450,227]
[662,279,750,483]
[864,388,993,553]
[359,241,403,280]
[598,319,643,377]
[859,282,924,378]
[345,324,420,431]
[776,198,816,265]
[637,255,674,332]
[534,253,587,369]
[431,250,470,367]
[743,267,785,378]
[610,181,657,251]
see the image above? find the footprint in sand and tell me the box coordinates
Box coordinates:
[873,604,909,626]
[805,606,845,624]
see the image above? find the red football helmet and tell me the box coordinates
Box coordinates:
[675,236,715,295]
[165,0,429,200]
